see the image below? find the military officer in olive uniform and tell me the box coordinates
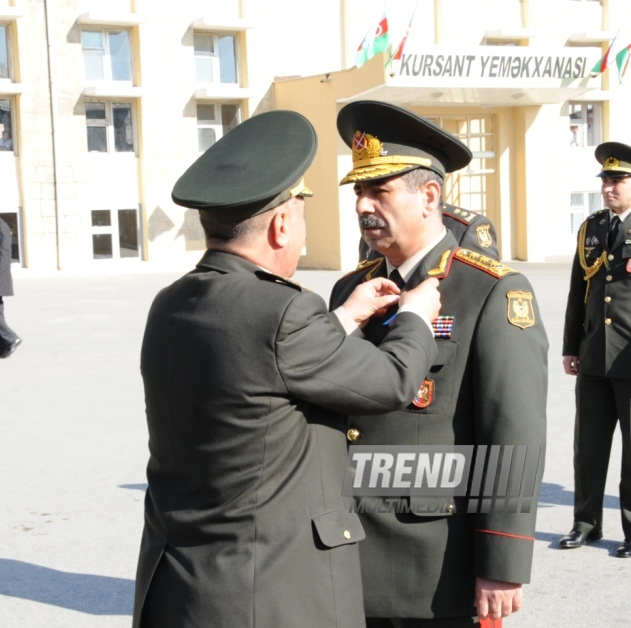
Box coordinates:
[329,101,548,627]
[132,110,443,627]
[560,142,631,558]
[359,202,500,262]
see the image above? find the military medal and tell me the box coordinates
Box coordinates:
[412,379,435,408]
[432,316,454,338]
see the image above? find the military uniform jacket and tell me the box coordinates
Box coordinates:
[563,209,631,378]
[330,232,548,619]
[0,218,14,296]
[133,250,437,628]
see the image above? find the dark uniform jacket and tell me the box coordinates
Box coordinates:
[0,218,14,296]
[330,231,548,620]
[133,249,437,628]
[563,209,631,378]
[359,204,499,262]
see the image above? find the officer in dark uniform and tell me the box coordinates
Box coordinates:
[329,101,548,627]
[0,216,21,358]
[560,141,631,558]
[132,110,442,627]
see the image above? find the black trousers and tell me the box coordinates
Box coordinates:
[0,296,18,349]
[573,373,631,539]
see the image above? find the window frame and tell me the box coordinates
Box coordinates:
[196,102,241,153]
[85,99,137,155]
[81,27,134,84]
[568,102,602,148]
[0,97,15,153]
[193,31,239,85]
[0,22,12,81]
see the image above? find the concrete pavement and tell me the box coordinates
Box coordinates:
[0,259,628,627]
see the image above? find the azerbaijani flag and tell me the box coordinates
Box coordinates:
[386,4,417,68]
[590,33,618,77]
[355,11,389,68]
[615,43,631,83]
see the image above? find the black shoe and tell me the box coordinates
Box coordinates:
[558,528,603,549]
[0,337,21,359]
[615,540,631,558]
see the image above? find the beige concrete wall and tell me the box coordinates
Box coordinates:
[275,60,386,270]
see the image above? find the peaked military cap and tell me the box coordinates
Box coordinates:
[337,100,472,185]
[172,110,316,224]
[595,141,631,178]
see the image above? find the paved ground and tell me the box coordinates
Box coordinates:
[0,258,628,627]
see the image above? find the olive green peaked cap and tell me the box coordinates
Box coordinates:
[172,110,317,224]
[595,141,631,178]
[337,100,472,185]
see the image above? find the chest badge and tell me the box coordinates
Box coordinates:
[507,290,536,329]
[412,379,435,408]
[476,224,493,248]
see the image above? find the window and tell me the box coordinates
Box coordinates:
[570,191,601,234]
[0,25,9,79]
[82,29,132,82]
[91,208,139,259]
[194,32,238,84]
[0,98,14,152]
[197,103,240,152]
[85,101,135,153]
[568,102,602,148]
[427,115,495,216]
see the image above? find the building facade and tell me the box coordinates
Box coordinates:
[0,0,629,271]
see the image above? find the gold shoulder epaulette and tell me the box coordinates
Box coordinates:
[587,209,606,220]
[454,249,516,278]
[447,207,475,223]
[340,257,384,281]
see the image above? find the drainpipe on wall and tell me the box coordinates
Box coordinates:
[43,0,62,270]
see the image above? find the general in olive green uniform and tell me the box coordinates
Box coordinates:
[330,101,548,626]
[560,142,631,558]
[132,110,439,627]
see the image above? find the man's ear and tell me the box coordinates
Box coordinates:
[269,207,290,249]
[421,180,442,216]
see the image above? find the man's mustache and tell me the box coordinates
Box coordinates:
[359,215,387,229]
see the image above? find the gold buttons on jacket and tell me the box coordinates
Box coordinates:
[605,296,612,303]
[605,318,612,325]
[608,254,615,261]
[606,275,613,282]
[347,428,361,442]
[343,529,351,540]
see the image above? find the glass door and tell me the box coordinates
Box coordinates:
[91,208,139,259]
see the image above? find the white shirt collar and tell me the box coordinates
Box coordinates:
[610,207,631,223]
[385,227,448,283]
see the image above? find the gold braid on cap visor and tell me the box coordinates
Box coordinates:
[340,130,432,184]
[289,177,313,198]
